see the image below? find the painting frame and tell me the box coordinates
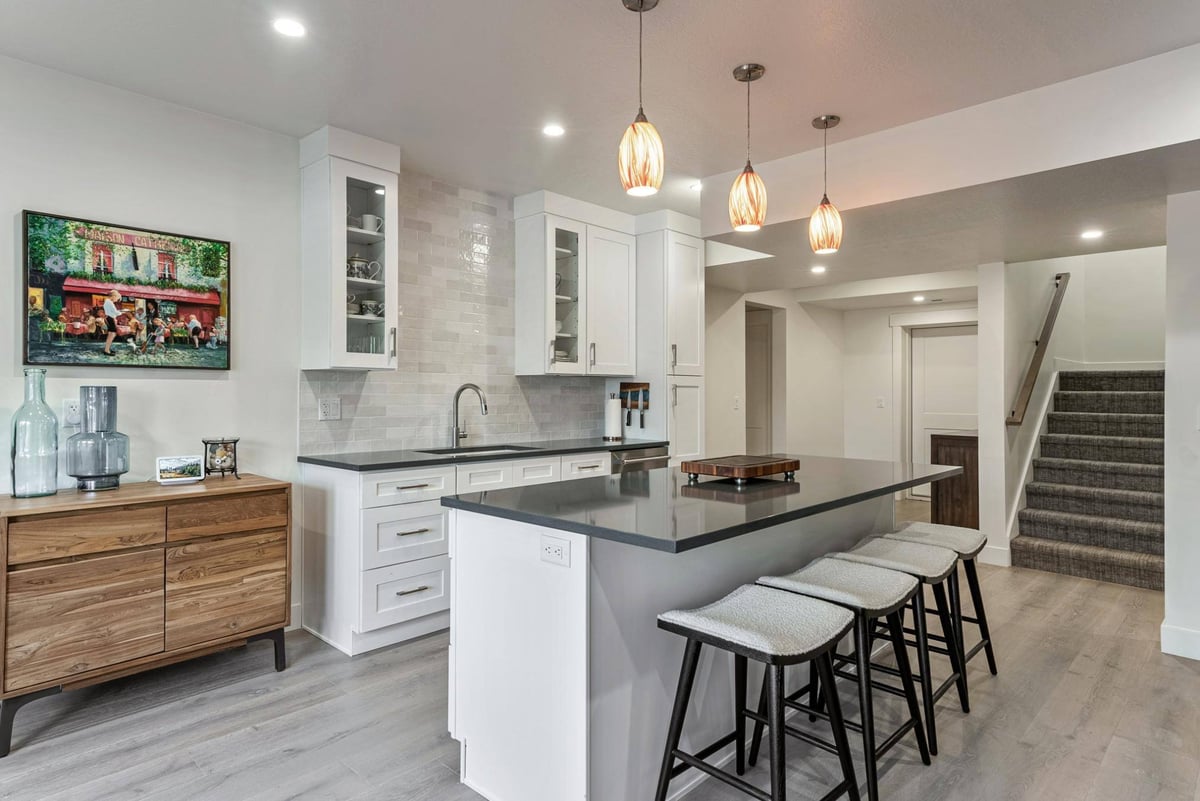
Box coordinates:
[23,210,232,371]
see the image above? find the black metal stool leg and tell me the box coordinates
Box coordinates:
[735,654,748,776]
[808,660,820,722]
[248,628,287,672]
[948,569,968,692]
[911,590,938,756]
[886,611,931,766]
[766,663,788,801]
[931,582,969,714]
[817,653,862,801]
[854,614,879,801]
[655,639,703,801]
[964,558,998,675]
[748,668,769,768]
[0,686,62,758]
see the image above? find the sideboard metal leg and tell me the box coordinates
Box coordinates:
[0,686,62,757]
[249,628,287,672]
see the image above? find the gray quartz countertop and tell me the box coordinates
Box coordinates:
[296,438,669,471]
[441,455,962,552]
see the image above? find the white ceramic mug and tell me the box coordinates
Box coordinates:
[361,214,383,233]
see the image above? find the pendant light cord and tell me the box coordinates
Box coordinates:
[823,123,828,195]
[637,7,644,112]
[745,79,751,163]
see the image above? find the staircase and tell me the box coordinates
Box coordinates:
[1011,370,1164,590]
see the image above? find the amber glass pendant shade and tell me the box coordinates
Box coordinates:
[619,111,664,197]
[809,194,843,254]
[728,163,767,232]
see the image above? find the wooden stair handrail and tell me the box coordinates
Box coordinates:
[1007,272,1071,426]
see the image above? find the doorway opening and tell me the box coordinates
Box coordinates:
[745,304,785,454]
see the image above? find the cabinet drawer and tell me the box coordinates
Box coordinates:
[361,501,448,570]
[361,466,456,508]
[511,457,562,487]
[165,529,288,650]
[456,462,513,492]
[359,555,450,633]
[562,451,612,479]
[5,550,165,692]
[8,505,166,565]
[167,491,288,542]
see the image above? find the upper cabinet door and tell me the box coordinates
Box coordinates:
[666,231,705,376]
[547,216,587,376]
[585,226,636,376]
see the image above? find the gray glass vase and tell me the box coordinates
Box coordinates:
[65,386,129,491]
[10,368,59,498]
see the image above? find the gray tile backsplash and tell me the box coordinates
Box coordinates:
[298,170,605,455]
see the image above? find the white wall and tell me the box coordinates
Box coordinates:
[1079,247,1166,364]
[705,286,746,456]
[1162,191,1200,660]
[0,58,299,495]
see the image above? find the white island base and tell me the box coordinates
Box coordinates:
[447,494,894,801]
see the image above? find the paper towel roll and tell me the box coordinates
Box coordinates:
[604,396,623,441]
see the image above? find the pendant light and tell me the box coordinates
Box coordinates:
[809,114,843,254]
[617,0,664,197]
[728,63,767,232]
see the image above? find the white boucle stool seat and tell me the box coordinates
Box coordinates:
[887,521,987,558]
[658,584,854,661]
[758,558,919,616]
[831,537,957,583]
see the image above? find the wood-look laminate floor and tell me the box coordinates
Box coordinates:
[0,565,1189,801]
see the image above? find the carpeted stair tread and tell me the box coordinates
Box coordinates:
[1053,391,1163,414]
[1025,481,1163,523]
[1032,457,1163,486]
[1011,535,1163,590]
[1018,507,1163,554]
[1057,370,1164,392]
[1039,434,1164,465]
[1047,412,1164,438]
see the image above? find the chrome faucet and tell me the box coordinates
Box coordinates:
[451,383,488,445]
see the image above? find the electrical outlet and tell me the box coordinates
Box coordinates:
[733,394,741,411]
[317,398,342,421]
[61,398,81,427]
[540,535,570,567]
[876,397,886,409]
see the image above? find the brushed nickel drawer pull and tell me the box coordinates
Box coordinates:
[396,527,431,537]
[396,585,431,597]
[393,483,431,491]
[577,464,602,471]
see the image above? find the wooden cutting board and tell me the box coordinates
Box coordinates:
[680,455,799,482]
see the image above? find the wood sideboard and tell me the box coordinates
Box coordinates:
[0,473,291,756]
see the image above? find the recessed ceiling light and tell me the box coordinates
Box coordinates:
[374,188,385,196]
[913,295,926,302]
[542,123,565,138]
[1080,229,1104,240]
[272,18,306,37]
[810,265,826,274]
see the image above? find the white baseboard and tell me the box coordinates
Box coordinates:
[978,545,1011,567]
[1161,622,1200,661]
[1054,358,1165,371]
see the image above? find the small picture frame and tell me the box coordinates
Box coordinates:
[156,455,204,485]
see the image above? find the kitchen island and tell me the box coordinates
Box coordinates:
[443,455,961,801]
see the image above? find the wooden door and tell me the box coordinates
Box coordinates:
[585,226,636,376]
[930,434,980,528]
[165,530,288,650]
[911,325,978,498]
[666,231,705,376]
[5,550,165,692]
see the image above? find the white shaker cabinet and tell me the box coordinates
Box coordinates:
[666,231,705,377]
[586,226,637,376]
[668,377,705,465]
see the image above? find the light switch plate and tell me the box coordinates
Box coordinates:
[317,397,342,421]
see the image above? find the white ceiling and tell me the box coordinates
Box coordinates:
[705,140,1200,293]
[0,0,1198,218]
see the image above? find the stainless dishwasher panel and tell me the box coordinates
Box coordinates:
[611,446,669,473]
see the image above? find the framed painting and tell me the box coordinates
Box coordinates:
[23,210,231,370]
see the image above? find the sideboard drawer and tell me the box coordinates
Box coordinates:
[359,555,450,633]
[5,550,165,692]
[165,529,289,650]
[361,501,448,571]
[167,490,289,542]
[8,505,166,565]
[361,466,456,509]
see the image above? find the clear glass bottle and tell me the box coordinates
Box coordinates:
[10,367,59,498]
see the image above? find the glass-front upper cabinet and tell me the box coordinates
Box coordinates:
[299,128,400,371]
[549,217,586,375]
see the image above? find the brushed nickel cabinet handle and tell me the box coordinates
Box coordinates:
[549,339,556,366]
[395,585,431,597]
[394,483,430,491]
[396,527,431,537]
[672,384,678,407]
[589,342,596,366]
[389,327,397,358]
[577,464,601,471]
[671,344,677,368]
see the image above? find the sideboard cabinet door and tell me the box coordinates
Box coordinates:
[5,550,165,693]
[165,529,289,650]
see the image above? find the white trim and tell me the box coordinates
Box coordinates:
[1054,358,1166,371]
[513,190,635,233]
[889,307,979,329]
[633,209,702,237]
[1161,622,1200,660]
[1004,371,1059,544]
[978,545,1012,567]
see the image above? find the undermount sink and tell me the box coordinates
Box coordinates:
[416,445,541,457]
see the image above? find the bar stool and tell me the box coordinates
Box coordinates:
[753,558,931,801]
[885,522,997,677]
[655,584,861,801]
[830,538,967,756]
